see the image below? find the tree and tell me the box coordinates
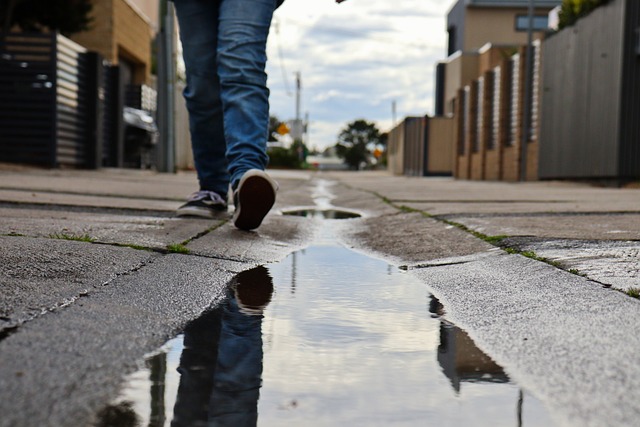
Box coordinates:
[1,0,93,36]
[557,0,611,29]
[335,119,382,170]
[268,116,285,142]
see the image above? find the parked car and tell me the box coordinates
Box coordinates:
[123,107,158,169]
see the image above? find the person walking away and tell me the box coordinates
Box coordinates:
[173,0,347,230]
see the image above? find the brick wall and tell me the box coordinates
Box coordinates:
[71,1,115,63]
[501,47,526,182]
[70,0,152,85]
[114,0,153,83]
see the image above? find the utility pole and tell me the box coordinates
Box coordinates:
[156,0,176,173]
[392,100,397,126]
[290,71,303,141]
[295,71,301,123]
[520,0,535,182]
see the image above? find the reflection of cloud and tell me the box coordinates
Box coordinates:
[257,244,542,425]
[267,0,450,149]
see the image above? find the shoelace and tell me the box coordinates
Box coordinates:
[188,190,226,204]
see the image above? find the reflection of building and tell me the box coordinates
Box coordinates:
[429,296,507,393]
[437,324,508,393]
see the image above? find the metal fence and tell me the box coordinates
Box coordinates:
[0,33,57,166]
[0,32,157,169]
[538,0,635,179]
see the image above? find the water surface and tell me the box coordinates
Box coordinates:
[100,244,556,427]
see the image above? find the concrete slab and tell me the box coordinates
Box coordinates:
[0,167,198,200]
[501,238,640,290]
[0,207,222,250]
[325,171,640,214]
[0,253,247,427]
[409,251,640,427]
[341,212,493,264]
[0,189,181,212]
[188,215,314,264]
[0,236,157,335]
[449,213,640,240]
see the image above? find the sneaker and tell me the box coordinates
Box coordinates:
[233,265,274,316]
[232,169,278,230]
[176,190,228,218]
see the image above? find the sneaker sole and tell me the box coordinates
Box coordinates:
[233,171,277,231]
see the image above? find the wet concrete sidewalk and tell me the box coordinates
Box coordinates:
[0,165,639,426]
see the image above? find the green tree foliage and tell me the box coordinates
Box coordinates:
[0,0,93,36]
[268,116,284,142]
[557,0,611,29]
[335,119,382,170]
[268,140,308,169]
[267,115,308,169]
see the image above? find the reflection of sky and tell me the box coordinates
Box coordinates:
[259,245,555,426]
[111,243,555,426]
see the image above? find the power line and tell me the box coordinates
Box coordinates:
[273,19,293,96]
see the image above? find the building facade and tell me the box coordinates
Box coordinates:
[70,0,155,86]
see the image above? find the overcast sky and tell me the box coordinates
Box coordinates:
[266,0,451,151]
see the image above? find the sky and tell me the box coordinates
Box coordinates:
[266,0,452,151]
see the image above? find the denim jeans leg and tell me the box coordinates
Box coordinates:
[217,0,277,187]
[173,0,230,195]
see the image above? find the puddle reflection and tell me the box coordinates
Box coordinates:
[282,209,361,219]
[100,248,556,426]
[430,296,509,393]
[169,266,272,426]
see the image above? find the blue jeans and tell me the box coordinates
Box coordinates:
[173,0,280,196]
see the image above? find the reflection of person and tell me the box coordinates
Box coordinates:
[173,0,348,230]
[172,266,273,427]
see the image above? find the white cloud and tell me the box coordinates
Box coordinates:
[267,0,450,149]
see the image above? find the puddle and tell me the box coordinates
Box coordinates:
[99,246,556,426]
[98,180,556,425]
[282,209,361,219]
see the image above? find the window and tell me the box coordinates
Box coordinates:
[515,15,549,32]
[448,26,457,56]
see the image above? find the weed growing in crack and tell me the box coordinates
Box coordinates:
[167,243,190,254]
[625,288,640,299]
[119,243,153,252]
[49,233,95,243]
[484,235,509,245]
[568,269,587,277]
